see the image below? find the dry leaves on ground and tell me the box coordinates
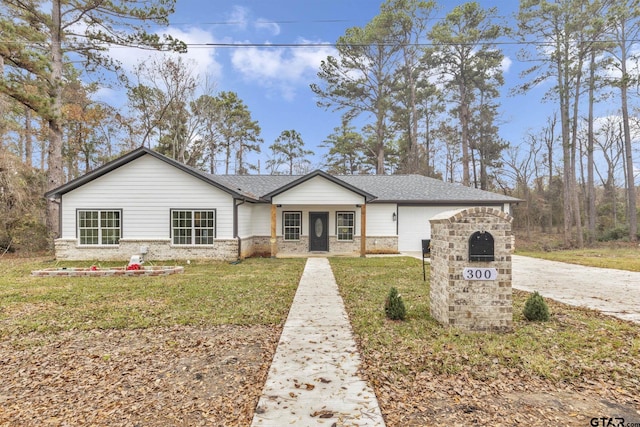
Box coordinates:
[359,342,640,427]
[0,325,280,427]
[2,322,639,427]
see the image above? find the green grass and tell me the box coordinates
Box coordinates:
[516,247,640,272]
[331,257,640,390]
[0,257,305,337]
[4,254,639,393]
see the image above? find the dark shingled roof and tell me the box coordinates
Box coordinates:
[213,173,519,204]
[45,147,520,205]
[337,175,519,203]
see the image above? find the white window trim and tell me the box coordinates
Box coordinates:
[283,211,302,241]
[336,211,355,241]
[77,209,121,246]
[171,209,216,246]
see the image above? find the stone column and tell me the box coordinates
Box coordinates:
[429,207,513,332]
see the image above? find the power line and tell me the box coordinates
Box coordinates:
[168,19,351,26]
[0,38,630,49]
[140,39,627,49]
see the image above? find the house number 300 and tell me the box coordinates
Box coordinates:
[463,267,497,281]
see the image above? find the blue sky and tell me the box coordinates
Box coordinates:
[99,1,556,174]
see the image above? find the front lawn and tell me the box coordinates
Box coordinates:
[4,255,639,426]
[0,257,305,336]
[516,247,640,272]
[331,256,640,426]
[0,256,305,426]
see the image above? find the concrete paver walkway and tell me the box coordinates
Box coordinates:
[251,257,385,427]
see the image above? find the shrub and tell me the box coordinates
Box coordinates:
[598,226,628,242]
[523,291,550,322]
[385,287,406,321]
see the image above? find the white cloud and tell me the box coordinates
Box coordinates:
[501,55,513,73]
[230,39,336,100]
[255,18,281,36]
[227,6,249,31]
[107,26,223,81]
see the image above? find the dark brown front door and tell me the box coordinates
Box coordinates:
[309,212,329,252]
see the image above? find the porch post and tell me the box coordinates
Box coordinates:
[270,204,277,258]
[360,203,366,257]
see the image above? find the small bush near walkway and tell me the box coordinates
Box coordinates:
[384,287,406,321]
[523,291,550,321]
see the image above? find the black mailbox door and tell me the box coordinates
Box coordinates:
[469,231,494,262]
[422,239,431,255]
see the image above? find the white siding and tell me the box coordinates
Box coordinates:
[238,203,399,239]
[236,202,253,239]
[398,205,475,252]
[272,176,365,205]
[236,203,271,238]
[273,205,361,237]
[365,203,397,236]
[61,155,235,240]
[250,204,272,236]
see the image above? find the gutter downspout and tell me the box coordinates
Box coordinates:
[233,198,246,260]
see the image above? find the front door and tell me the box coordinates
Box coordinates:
[309,212,329,252]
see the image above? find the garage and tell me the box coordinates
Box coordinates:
[397,204,509,252]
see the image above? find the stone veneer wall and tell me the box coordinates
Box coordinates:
[240,236,271,258]
[273,236,398,255]
[55,234,400,260]
[54,239,239,261]
[365,236,398,254]
[429,207,513,332]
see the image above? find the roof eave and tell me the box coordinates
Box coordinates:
[44,147,251,200]
[374,199,521,205]
[262,170,376,202]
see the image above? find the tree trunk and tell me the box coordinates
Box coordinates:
[546,116,555,234]
[424,108,431,175]
[0,56,5,149]
[558,39,572,247]
[620,64,638,241]
[25,107,33,168]
[376,106,385,175]
[570,48,584,248]
[587,52,596,243]
[46,0,64,239]
[225,142,231,175]
[459,84,470,186]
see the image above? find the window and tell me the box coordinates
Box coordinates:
[336,211,355,241]
[172,210,216,245]
[283,212,301,241]
[78,210,121,245]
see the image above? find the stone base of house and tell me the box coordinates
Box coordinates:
[54,235,399,261]
[54,239,239,262]
[241,235,398,257]
[365,236,399,254]
[239,236,271,258]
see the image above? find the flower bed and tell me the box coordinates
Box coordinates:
[31,265,184,277]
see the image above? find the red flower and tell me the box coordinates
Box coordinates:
[126,264,141,271]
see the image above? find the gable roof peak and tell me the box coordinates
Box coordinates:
[261,169,376,202]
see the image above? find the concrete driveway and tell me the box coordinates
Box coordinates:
[402,252,640,324]
[511,254,640,324]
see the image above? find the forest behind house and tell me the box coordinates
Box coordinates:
[1,0,639,254]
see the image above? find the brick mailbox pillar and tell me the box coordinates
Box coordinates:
[429,207,513,332]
